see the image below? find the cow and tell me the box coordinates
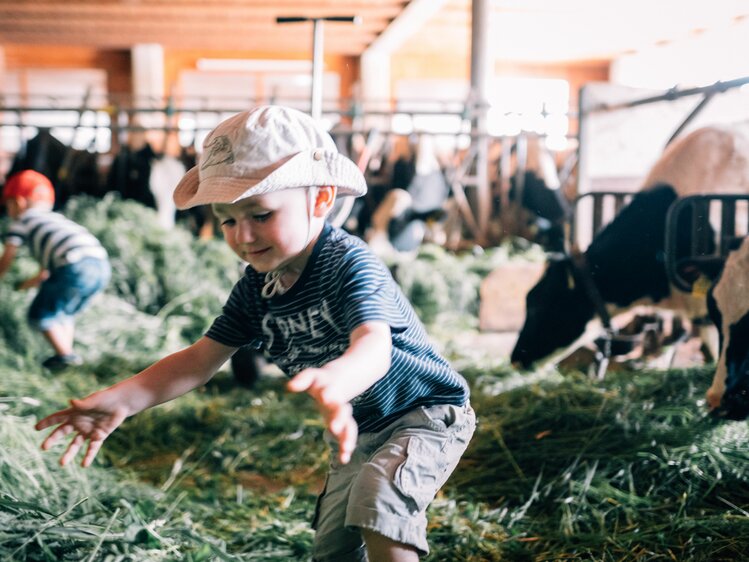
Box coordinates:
[9,128,101,209]
[497,136,571,253]
[507,170,570,252]
[511,123,749,369]
[706,237,749,419]
[510,184,705,367]
[642,123,749,197]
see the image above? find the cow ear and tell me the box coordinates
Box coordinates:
[544,252,563,273]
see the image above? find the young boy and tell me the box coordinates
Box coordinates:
[36,106,475,561]
[1,169,111,370]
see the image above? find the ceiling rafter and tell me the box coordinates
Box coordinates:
[0,0,409,55]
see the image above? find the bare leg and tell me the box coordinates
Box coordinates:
[41,322,75,356]
[361,529,419,562]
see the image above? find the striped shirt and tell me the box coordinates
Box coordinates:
[207,223,469,433]
[4,208,108,271]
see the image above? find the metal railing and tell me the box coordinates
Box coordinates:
[664,194,749,292]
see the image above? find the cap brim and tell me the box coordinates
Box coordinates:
[173,151,367,209]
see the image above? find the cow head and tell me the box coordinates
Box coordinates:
[507,171,571,253]
[707,281,749,420]
[511,255,596,369]
[511,183,707,371]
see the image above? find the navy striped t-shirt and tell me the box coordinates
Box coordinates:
[206,223,469,433]
[4,208,108,271]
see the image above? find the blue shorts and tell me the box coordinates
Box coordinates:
[312,402,476,561]
[28,257,111,330]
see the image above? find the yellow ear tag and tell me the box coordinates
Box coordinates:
[691,274,712,298]
[567,270,575,290]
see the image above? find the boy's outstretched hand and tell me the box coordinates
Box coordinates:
[287,368,358,464]
[16,269,49,291]
[35,392,129,467]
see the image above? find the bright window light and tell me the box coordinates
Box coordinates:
[391,113,414,135]
[487,77,570,148]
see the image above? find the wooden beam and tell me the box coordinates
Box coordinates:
[366,0,450,54]
[0,14,389,31]
[0,3,402,21]
[0,32,373,54]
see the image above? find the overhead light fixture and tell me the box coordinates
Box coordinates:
[196,59,313,73]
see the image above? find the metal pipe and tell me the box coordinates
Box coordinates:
[311,18,324,120]
[275,15,360,121]
[665,91,716,146]
[584,76,749,115]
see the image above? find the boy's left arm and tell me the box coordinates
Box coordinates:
[16,268,50,291]
[0,242,18,279]
[287,321,392,463]
[0,242,50,290]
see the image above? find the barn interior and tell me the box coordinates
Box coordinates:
[2,1,749,560]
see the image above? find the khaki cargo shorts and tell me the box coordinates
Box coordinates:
[312,402,476,561]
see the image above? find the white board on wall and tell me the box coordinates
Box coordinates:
[578,81,749,195]
[574,80,749,248]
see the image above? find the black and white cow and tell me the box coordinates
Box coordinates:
[508,170,570,253]
[511,123,749,368]
[706,237,749,419]
[642,123,749,197]
[511,184,703,367]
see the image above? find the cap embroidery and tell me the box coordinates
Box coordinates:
[201,135,235,170]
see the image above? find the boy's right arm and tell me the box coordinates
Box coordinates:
[35,336,236,467]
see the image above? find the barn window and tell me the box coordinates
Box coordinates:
[177,61,342,149]
[487,77,570,150]
[0,69,111,177]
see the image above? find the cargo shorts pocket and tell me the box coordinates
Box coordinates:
[393,404,475,513]
[311,475,329,530]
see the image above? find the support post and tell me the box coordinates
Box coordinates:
[470,0,491,244]
[277,16,360,121]
[311,19,324,120]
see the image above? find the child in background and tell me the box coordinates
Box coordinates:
[36,106,475,561]
[1,170,111,370]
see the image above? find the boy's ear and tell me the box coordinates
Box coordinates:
[12,196,29,211]
[313,186,337,216]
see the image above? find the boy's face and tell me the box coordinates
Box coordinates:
[213,189,316,273]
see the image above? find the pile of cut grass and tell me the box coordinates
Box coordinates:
[1,410,338,561]
[8,352,748,560]
[448,364,749,561]
[64,194,241,318]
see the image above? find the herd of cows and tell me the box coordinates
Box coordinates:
[511,123,749,420]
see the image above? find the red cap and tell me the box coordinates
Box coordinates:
[2,170,55,205]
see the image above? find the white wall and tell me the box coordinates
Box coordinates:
[611,17,749,90]
[580,16,749,192]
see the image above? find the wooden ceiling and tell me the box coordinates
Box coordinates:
[0,0,410,55]
[1,1,748,62]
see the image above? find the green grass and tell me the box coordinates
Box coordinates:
[2,196,748,560]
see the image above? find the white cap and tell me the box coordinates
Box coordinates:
[174,105,367,209]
